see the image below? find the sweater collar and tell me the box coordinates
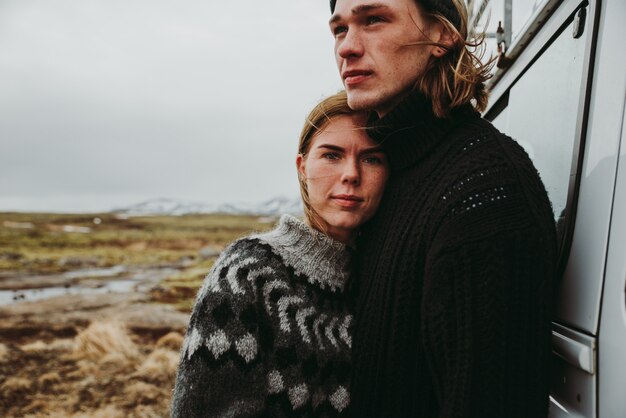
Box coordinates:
[368,91,476,170]
[252,215,351,292]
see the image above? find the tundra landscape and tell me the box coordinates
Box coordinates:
[0,212,274,417]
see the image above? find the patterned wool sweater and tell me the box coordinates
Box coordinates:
[171,215,353,417]
[350,92,557,417]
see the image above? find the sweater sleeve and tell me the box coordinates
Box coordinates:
[421,224,554,418]
[170,239,274,418]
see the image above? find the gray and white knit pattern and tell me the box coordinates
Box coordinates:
[251,215,351,292]
[171,215,353,418]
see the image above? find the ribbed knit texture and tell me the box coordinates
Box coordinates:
[350,92,557,418]
[171,215,353,417]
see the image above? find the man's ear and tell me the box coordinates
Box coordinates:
[296,154,306,180]
[431,21,455,58]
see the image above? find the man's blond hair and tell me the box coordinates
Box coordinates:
[418,0,494,117]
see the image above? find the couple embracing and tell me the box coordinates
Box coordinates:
[172,1,557,417]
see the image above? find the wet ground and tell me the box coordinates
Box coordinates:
[0,212,269,416]
[0,265,179,306]
[0,265,191,417]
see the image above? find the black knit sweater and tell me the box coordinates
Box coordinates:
[350,92,557,417]
[171,215,353,417]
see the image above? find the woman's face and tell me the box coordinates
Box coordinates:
[297,114,389,243]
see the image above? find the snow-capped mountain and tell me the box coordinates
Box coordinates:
[222,196,303,216]
[112,198,216,216]
[113,197,303,216]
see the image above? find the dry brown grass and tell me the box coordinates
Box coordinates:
[73,321,140,364]
[0,343,8,363]
[67,359,98,380]
[155,331,184,350]
[134,348,179,383]
[48,338,74,352]
[0,321,178,417]
[37,372,61,391]
[0,212,272,274]
[123,381,162,406]
[21,340,48,355]
[69,405,126,418]
[1,377,33,402]
[0,212,268,416]
[0,211,263,417]
[21,398,50,417]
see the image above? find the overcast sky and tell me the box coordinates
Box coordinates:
[0,0,529,213]
[0,0,343,212]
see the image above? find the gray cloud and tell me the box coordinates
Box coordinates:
[0,0,342,212]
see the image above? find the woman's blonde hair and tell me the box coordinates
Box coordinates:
[298,91,365,232]
[417,0,495,118]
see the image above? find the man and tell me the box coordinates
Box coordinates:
[328,0,556,417]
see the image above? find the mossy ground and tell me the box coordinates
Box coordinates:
[1,212,272,274]
[1,212,275,311]
[0,212,276,416]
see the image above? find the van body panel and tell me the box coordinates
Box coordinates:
[487,0,607,335]
[598,99,626,418]
[559,0,626,335]
[480,0,626,416]
[552,324,596,374]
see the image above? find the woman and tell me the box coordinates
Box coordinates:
[171,91,388,417]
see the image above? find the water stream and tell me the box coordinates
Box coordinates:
[0,266,179,306]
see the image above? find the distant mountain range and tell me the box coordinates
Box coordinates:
[112,197,303,217]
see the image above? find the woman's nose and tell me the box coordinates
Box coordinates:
[340,160,360,185]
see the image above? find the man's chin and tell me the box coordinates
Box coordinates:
[346,90,400,116]
[345,92,379,112]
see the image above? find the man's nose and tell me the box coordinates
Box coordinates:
[336,29,364,59]
[341,160,360,185]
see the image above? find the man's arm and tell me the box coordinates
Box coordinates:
[422,225,554,418]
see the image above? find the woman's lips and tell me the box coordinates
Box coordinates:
[332,195,364,208]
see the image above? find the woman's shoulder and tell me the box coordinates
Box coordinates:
[216,215,314,266]
[217,235,284,267]
[181,235,291,361]
[196,235,289,299]
[251,215,352,292]
[198,214,350,300]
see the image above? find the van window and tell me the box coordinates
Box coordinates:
[510,1,547,42]
[490,13,589,241]
[468,0,553,63]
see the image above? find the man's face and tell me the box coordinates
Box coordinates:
[329,0,438,116]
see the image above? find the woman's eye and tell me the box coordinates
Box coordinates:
[363,156,385,165]
[363,156,383,164]
[322,152,341,160]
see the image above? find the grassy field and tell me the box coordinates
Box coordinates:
[0,212,273,274]
[0,212,276,417]
[0,212,275,310]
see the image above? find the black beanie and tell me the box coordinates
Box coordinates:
[329,0,462,30]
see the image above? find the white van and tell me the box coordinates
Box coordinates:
[475,0,626,416]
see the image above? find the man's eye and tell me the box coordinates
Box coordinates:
[323,152,341,160]
[332,26,347,36]
[366,16,384,25]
